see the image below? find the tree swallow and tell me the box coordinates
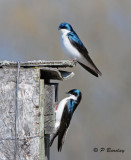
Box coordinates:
[58,22,102,77]
[49,89,82,152]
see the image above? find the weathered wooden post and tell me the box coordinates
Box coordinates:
[0,60,75,160]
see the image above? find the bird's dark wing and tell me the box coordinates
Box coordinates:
[77,61,98,77]
[58,99,77,152]
[67,32,88,54]
[67,32,102,76]
[49,129,59,147]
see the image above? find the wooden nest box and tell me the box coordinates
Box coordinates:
[0,60,75,160]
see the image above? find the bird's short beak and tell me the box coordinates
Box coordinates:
[58,27,60,30]
[65,92,69,94]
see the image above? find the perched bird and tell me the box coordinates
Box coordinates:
[49,89,82,152]
[58,22,102,77]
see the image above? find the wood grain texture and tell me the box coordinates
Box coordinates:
[0,67,40,160]
[44,84,56,135]
[0,60,75,68]
[39,79,45,160]
[0,66,59,160]
[44,84,58,160]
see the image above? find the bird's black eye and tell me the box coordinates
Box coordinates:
[61,26,66,29]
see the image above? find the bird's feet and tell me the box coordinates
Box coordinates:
[72,59,77,66]
[54,102,59,110]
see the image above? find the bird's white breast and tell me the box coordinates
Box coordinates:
[55,95,77,130]
[60,29,81,60]
[55,97,68,130]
